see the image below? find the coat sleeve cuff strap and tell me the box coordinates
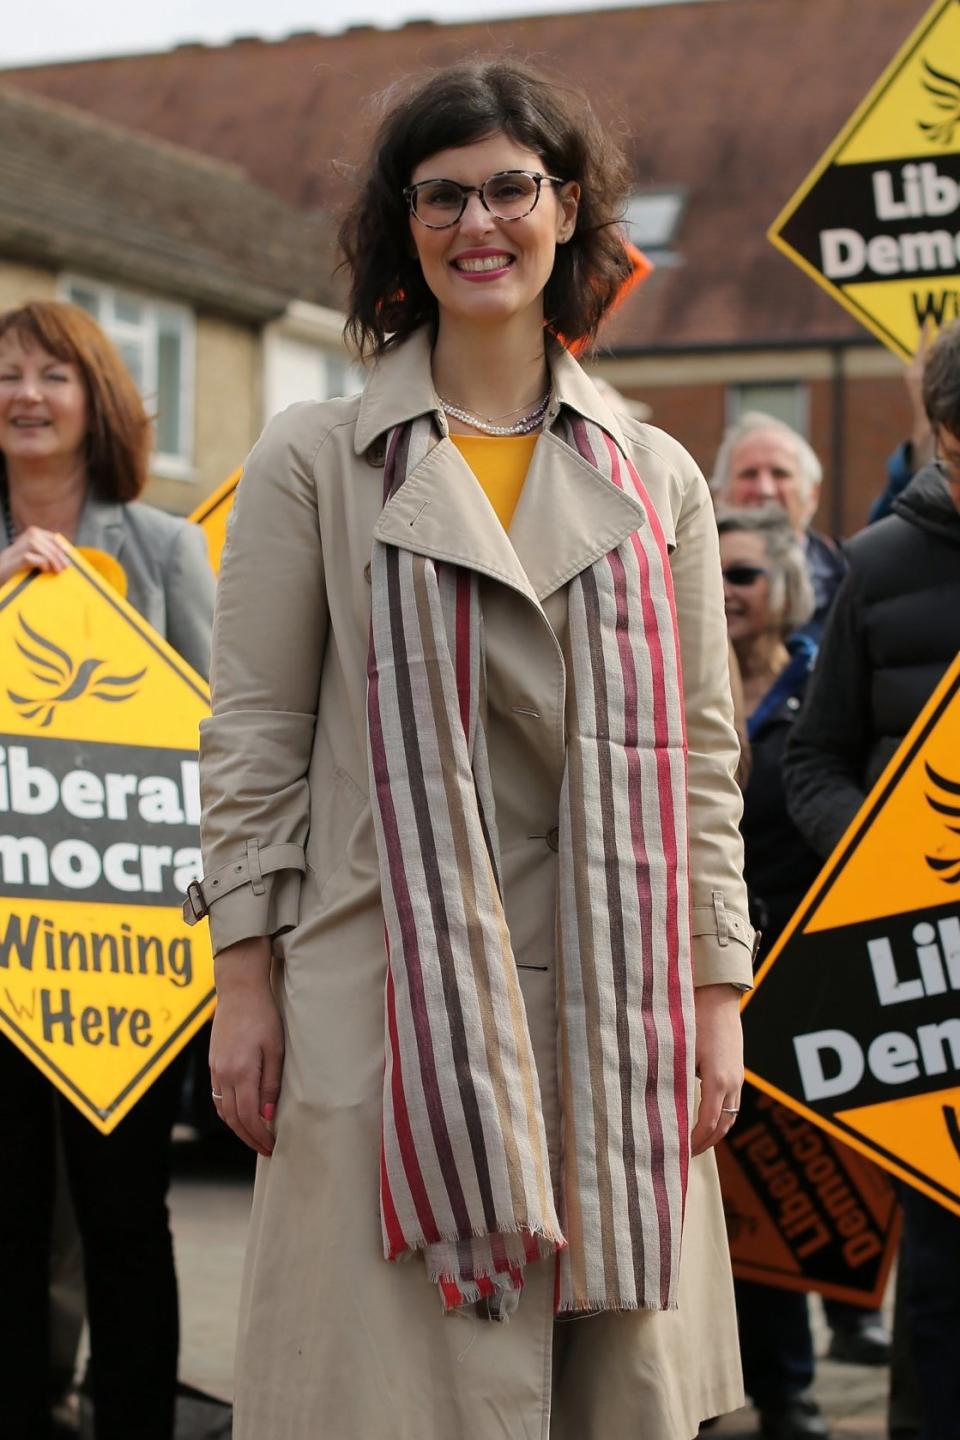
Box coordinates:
[183,842,306,925]
[690,896,754,951]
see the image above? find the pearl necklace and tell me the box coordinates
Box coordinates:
[438,390,550,437]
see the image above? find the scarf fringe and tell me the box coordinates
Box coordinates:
[555,1296,681,1316]
[385,1218,566,1261]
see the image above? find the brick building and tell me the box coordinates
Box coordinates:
[2,0,938,532]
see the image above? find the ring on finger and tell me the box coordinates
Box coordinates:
[211,1088,224,1101]
[721,1106,739,1115]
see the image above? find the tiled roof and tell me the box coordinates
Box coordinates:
[0,86,336,320]
[1,0,933,349]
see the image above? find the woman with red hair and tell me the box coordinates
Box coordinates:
[0,299,214,1439]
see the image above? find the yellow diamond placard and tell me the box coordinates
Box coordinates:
[769,0,960,360]
[0,544,214,1133]
[742,654,960,1217]
[189,469,240,576]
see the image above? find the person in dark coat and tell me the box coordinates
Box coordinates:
[712,414,890,1366]
[784,318,960,1440]
[717,505,830,1440]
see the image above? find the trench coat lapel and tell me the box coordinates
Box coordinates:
[373,435,541,603]
[507,427,646,601]
[364,330,647,605]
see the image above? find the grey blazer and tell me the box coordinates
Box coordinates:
[0,494,214,680]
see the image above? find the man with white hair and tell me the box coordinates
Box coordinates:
[712,413,846,638]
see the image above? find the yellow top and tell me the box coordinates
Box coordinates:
[450,434,537,531]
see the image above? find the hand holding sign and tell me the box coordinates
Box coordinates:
[0,525,69,584]
[0,542,214,1132]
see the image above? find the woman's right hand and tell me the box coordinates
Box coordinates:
[0,525,70,586]
[210,936,284,1157]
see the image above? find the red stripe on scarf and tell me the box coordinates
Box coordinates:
[606,435,692,1256]
[440,1277,464,1309]
[384,962,442,1246]
[380,1130,406,1259]
[574,421,691,1302]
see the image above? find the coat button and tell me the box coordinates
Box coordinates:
[545,827,560,853]
[366,440,386,468]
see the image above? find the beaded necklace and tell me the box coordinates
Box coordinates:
[1,483,15,541]
[437,389,550,437]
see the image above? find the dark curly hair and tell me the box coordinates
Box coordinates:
[338,58,633,359]
[923,317,960,437]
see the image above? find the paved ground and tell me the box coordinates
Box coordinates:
[167,1134,891,1439]
[170,1134,254,1405]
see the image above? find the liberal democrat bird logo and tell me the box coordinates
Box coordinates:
[7,612,147,728]
[917,58,960,146]
[923,761,960,885]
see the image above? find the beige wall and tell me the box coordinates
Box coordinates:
[0,260,57,309]
[146,313,260,516]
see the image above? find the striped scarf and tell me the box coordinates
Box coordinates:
[366,411,694,1316]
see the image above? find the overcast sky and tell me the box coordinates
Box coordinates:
[2,0,709,66]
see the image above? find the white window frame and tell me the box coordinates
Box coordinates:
[726,380,810,438]
[58,274,196,480]
[623,187,686,265]
[262,301,365,422]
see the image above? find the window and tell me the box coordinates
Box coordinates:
[623,188,686,263]
[60,276,195,477]
[728,382,809,436]
[264,332,364,420]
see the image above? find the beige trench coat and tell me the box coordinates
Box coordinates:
[198,330,755,1440]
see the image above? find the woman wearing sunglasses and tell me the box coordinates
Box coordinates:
[716,505,828,1440]
[193,59,755,1439]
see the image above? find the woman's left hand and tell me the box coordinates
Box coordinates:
[690,983,744,1156]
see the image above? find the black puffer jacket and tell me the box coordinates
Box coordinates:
[741,645,823,957]
[784,464,960,859]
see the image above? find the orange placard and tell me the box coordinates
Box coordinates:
[718,1086,900,1305]
[188,469,241,576]
[566,241,653,357]
[742,653,960,1216]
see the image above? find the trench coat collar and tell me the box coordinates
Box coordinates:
[365,329,647,603]
[355,326,626,455]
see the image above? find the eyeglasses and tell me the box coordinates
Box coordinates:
[403,170,566,229]
[721,565,768,587]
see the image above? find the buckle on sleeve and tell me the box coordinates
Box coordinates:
[185,880,209,922]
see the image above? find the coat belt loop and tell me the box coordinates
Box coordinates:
[246,838,265,896]
[712,890,729,946]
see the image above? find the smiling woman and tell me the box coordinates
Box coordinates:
[197,56,756,1440]
[339,61,631,364]
[0,299,214,1440]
